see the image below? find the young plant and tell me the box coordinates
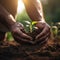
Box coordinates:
[25,21,37,33]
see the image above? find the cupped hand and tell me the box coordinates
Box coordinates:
[10,22,32,43]
[34,21,51,44]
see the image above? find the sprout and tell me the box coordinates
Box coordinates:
[30,21,37,32]
[25,21,37,33]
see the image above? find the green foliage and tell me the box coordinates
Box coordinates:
[7,32,14,41]
[16,10,31,22]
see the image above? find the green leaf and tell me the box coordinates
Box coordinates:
[25,21,30,24]
[32,21,37,25]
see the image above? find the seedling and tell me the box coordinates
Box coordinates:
[19,20,42,43]
[24,21,38,33]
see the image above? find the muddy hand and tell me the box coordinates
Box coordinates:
[35,21,51,43]
[11,22,32,43]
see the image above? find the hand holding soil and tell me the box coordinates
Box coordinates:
[11,22,32,44]
[35,21,51,44]
[14,21,51,45]
[25,21,51,44]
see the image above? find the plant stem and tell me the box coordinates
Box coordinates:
[30,23,32,33]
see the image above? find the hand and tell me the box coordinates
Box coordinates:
[10,22,32,43]
[35,21,51,44]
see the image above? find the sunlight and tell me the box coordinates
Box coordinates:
[17,0,25,13]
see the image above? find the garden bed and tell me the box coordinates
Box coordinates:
[0,39,60,60]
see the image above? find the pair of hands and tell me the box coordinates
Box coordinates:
[11,21,51,44]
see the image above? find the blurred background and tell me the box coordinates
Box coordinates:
[7,0,60,43]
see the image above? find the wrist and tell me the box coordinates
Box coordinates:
[6,14,16,29]
[35,20,46,28]
[36,20,50,29]
[0,5,16,31]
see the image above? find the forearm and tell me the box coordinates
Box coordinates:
[0,4,16,30]
[23,0,45,21]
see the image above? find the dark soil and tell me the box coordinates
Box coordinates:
[14,28,43,45]
[0,38,60,60]
[27,29,42,41]
[0,29,59,60]
[20,28,43,44]
[0,28,60,60]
